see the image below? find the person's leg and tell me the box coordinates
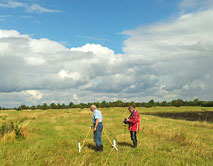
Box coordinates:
[96,123,103,151]
[130,131,137,148]
[99,123,103,151]
[132,131,137,148]
[94,130,97,145]
[130,131,134,141]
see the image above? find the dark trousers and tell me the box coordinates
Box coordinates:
[130,131,137,141]
[94,122,103,146]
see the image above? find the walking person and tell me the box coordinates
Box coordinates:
[90,105,103,151]
[124,106,140,148]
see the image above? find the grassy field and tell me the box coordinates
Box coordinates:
[0,107,213,166]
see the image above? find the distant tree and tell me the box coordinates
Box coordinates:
[193,98,201,106]
[144,103,152,108]
[6,98,213,111]
[160,101,168,106]
[148,99,155,105]
[130,101,136,108]
[94,102,101,108]
[57,103,61,109]
[79,103,87,109]
[135,102,143,107]
[16,107,22,111]
[69,102,74,108]
[36,105,42,109]
[177,99,184,107]
[18,105,29,110]
[201,101,213,107]
[42,103,48,110]
[31,105,36,110]
[61,103,66,109]
[50,103,57,109]
[113,100,124,107]
[208,101,213,107]
[171,99,184,107]
[101,100,107,107]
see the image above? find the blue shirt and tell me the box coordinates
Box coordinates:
[92,109,103,123]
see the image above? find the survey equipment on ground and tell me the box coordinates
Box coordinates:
[78,126,118,153]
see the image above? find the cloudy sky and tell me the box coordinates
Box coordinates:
[0,0,213,108]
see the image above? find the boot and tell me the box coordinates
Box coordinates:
[100,145,103,151]
[96,146,102,152]
[132,140,137,148]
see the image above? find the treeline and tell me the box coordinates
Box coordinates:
[0,99,213,111]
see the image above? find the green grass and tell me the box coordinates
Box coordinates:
[0,107,213,166]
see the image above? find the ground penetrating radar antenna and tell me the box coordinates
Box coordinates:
[78,142,82,152]
[112,139,118,151]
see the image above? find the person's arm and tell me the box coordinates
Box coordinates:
[94,118,99,131]
[126,113,133,122]
[128,112,137,124]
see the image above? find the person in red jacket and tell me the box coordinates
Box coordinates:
[124,106,140,148]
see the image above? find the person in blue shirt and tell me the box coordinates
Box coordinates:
[90,105,103,151]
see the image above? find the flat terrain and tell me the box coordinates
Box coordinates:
[0,107,213,166]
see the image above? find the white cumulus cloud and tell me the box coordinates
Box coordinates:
[23,90,43,100]
[0,8,213,107]
[122,9,213,100]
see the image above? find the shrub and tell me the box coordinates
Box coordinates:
[0,122,24,139]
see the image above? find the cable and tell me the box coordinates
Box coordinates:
[81,127,91,149]
[103,129,113,146]
[79,126,118,153]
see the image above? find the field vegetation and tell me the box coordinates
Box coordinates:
[0,107,212,166]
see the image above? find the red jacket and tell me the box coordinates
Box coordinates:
[128,110,140,132]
